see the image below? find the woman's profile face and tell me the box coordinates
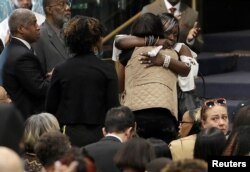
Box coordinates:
[202,105,229,135]
[178,111,194,138]
[163,24,179,47]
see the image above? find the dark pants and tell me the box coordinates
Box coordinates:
[62,124,103,147]
[134,108,178,144]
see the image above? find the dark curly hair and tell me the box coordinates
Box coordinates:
[63,15,105,55]
[130,13,164,38]
[34,131,71,167]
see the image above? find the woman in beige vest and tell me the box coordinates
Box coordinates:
[114,13,190,143]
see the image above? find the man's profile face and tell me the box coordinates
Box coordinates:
[22,15,40,43]
[12,0,32,10]
[48,0,71,28]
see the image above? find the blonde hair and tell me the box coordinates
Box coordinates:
[201,98,227,121]
[161,159,208,172]
[23,113,60,152]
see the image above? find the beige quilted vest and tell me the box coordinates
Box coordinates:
[121,46,178,119]
[169,134,197,160]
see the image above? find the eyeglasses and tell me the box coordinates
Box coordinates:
[48,0,71,8]
[204,98,227,108]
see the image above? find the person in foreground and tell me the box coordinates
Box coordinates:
[1,8,50,119]
[200,98,229,136]
[83,106,136,172]
[22,112,60,172]
[169,107,201,160]
[113,13,193,143]
[46,15,120,147]
[0,103,24,154]
[0,146,24,172]
[169,98,229,160]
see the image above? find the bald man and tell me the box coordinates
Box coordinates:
[0,146,24,172]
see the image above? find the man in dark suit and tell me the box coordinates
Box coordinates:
[32,0,71,73]
[1,8,50,119]
[83,106,136,172]
[142,0,203,52]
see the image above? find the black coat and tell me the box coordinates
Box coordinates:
[32,21,70,73]
[46,54,120,125]
[84,136,122,172]
[2,38,49,119]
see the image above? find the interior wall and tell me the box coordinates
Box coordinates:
[200,0,250,33]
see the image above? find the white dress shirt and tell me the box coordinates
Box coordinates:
[164,0,181,16]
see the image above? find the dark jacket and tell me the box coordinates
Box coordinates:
[2,38,49,119]
[32,21,70,73]
[46,54,120,125]
[84,136,122,172]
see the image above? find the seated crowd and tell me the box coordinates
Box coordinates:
[0,97,250,172]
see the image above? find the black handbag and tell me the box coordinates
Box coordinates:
[178,89,203,120]
[177,72,206,121]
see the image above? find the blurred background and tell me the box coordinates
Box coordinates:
[1,0,249,34]
[1,0,250,58]
[1,0,250,120]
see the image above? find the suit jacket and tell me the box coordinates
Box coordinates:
[32,21,70,73]
[84,136,122,172]
[45,54,120,125]
[142,0,203,52]
[2,38,49,119]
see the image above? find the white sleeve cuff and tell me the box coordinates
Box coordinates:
[178,55,199,91]
[112,40,121,62]
[174,43,197,59]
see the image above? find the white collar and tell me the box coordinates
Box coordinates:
[12,36,31,50]
[105,133,123,142]
[164,0,181,11]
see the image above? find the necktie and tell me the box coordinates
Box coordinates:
[169,7,176,15]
